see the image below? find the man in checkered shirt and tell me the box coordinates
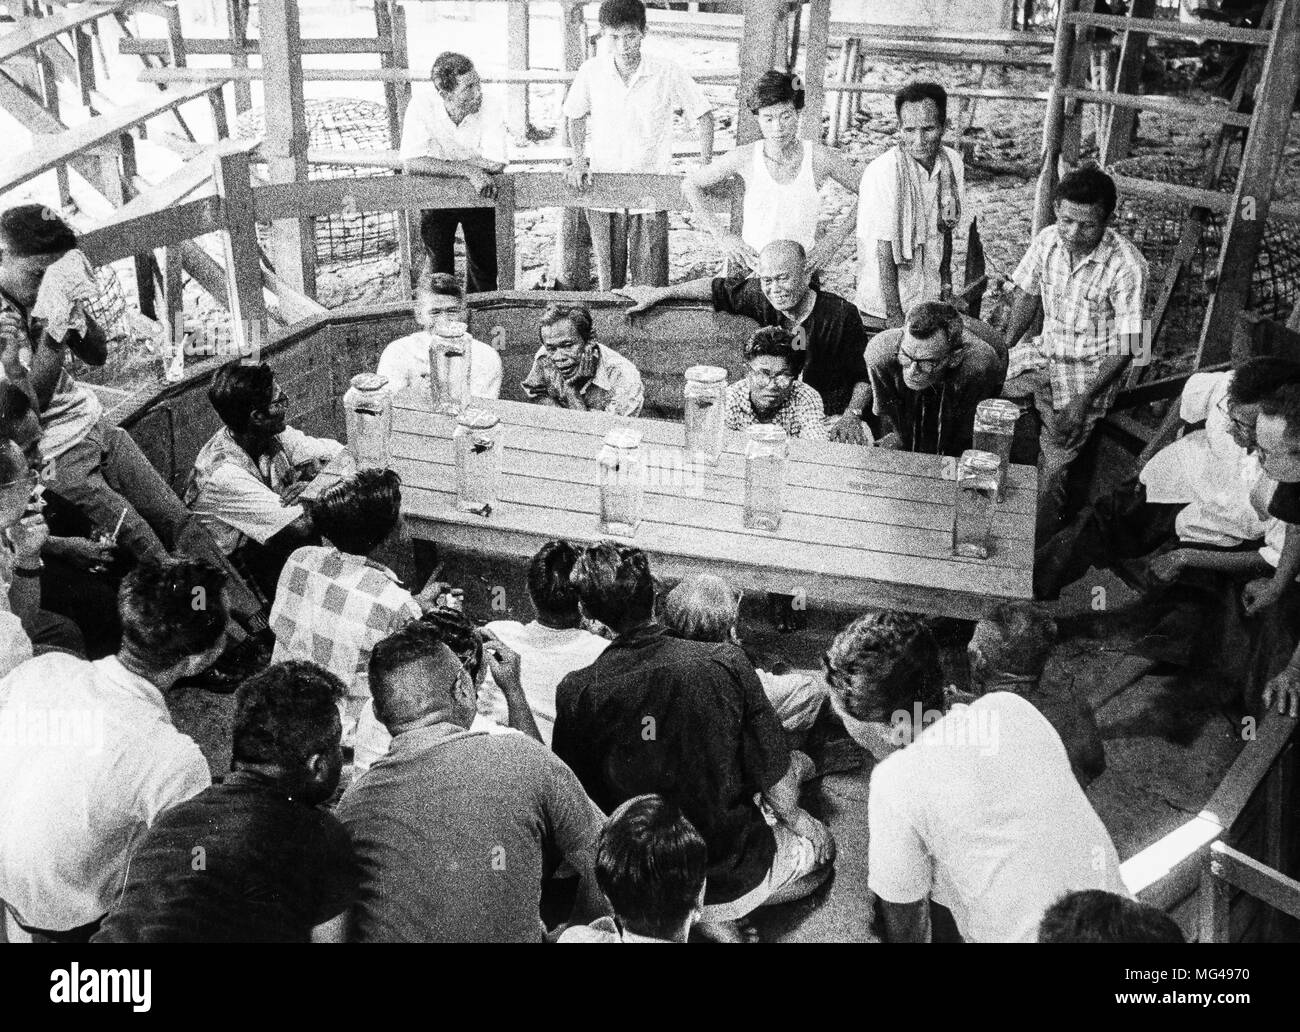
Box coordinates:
[270,468,445,746]
[724,326,829,441]
[1001,166,1148,539]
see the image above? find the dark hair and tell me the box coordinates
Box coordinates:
[0,438,24,486]
[596,794,708,939]
[571,542,655,631]
[824,611,945,722]
[0,204,78,258]
[417,264,465,302]
[894,81,948,124]
[743,325,806,377]
[233,661,345,771]
[527,540,582,620]
[598,0,646,32]
[905,301,964,351]
[208,360,274,434]
[368,619,452,728]
[1053,164,1118,221]
[977,602,1057,678]
[0,380,34,427]
[431,52,475,95]
[119,558,228,669]
[661,574,737,644]
[538,301,593,346]
[747,69,804,114]
[419,605,485,683]
[1228,357,1300,407]
[1258,382,1300,434]
[313,468,402,556]
[1038,890,1185,943]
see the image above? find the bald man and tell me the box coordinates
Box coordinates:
[620,240,871,443]
[335,620,607,942]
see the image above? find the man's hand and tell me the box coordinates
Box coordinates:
[1053,395,1093,450]
[47,534,114,572]
[616,285,663,316]
[566,341,600,386]
[1262,666,1300,718]
[875,431,902,450]
[1243,577,1285,617]
[829,413,867,445]
[480,628,523,695]
[1147,548,1188,586]
[564,160,592,191]
[280,480,312,505]
[790,809,836,865]
[0,307,29,382]
[714,233,758,271]
[415,575,464,613]
[7,514,48,565]
[466,167,498,199]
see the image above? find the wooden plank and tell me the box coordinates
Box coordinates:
[1033,0,1077,234]
[1198,849,1233,942]
[851,39,1054,66]
[1210,842,1300,922]
[800,0,831,143]
[495,174,517,291]
[1099,0,1156,166]
[136,65,741,85]
[1056,87,1255,128]
[1065,11,1274,45]
[213,148,267,357]
[120,34,394,56]
[826,22,1053,48]
[557,0,588,291]
[225,0,251,113]
[506,0,530,136]
[0,2,132,66]
[826,82,1048,102]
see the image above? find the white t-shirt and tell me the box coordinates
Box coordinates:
[376,330,503,402]
[867,692,1127,943]
[855,145,966,320]
[398,86,508,165]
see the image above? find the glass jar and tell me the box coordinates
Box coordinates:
[952,449,1001,559]
[744,424,789,532]
[344,373,393,470]
[598,427,644,538]
[683,365,727,465]
[454,407,502,515]
[972,398,1020,502]
[427,328,473,415]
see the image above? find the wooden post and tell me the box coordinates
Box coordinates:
[1100,0,1155,166]
[35,47,72,209]
[734,0,792,245]
[1199,847,1232,943]
[1198,0,1300,366]
[800,0,831,144]
[162,244,184,360]
[376,0,414,289]
[556,0,589,290]
[72,25,96,111]
[213,149,268,356]
[1033,0,1077,234]
[226,0,252,115]
[259,0,316,298]
[118,132,158,320]
[507,1,530,137]
[1059,0,1095,168]
[495,176,517,290]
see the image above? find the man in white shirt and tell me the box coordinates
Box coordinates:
[856,82,965,333]
[377,269,502,403]
[521,302,644,416]
[563,0,714,290]
[400,53,508,293]
[0,558,227,941]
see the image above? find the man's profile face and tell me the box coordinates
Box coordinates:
[248,378,288,438]
[0,250,62,308]
[442,69,483,117]
[757,247,810,314]
[1054,199,1108,258]
[898,326,953,392]
[540,318,587,375]
[1254,413,1300,482]
[898,99,944,168]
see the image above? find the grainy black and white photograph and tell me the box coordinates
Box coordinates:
[0,0,1297,978]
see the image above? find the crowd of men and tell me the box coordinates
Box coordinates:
[0,0,1295,944]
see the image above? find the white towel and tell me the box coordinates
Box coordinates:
[31,249,97,343]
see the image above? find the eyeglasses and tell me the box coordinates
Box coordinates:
[253,389,289,418]
[897,348,948,375]
[747,366,795,387]
[1217,398,1256,447]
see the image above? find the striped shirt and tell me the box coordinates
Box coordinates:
[723,379,828,440]
[1013,225,1148,411]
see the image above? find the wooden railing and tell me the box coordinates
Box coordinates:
[1200,840,1300,942]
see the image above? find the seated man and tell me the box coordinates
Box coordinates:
[185,360,343,600]
[336,620,606,942]
[661,573,826,735]
[823,611,1127,942]
[553,543,834,938]
[559,794,707,944]
[725,327,829,440]
[521,302,643,416]
[0,559,227,942]
[1038,890,1184,943]
[93,661,359,943]
[377,268,502,402]
[968,602,1105,789]
[620,239,869,442]
[479,539,609,746]
[866,300,1006,456]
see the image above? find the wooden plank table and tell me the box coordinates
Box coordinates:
[306,397,1036,620]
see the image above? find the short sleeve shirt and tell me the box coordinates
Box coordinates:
[398,87,507,165]
[521,340,644,416]
[376,330,503,401]
[723,379,828,440]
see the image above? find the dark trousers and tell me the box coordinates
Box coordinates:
[420,207,498,293]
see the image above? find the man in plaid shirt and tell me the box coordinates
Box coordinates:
[724,326,829,441]
[1001,166,1148,538]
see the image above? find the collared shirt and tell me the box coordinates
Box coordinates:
[377,330,503,401]
[558,916,672,943]
[521,340,644,417]
[553,622,790,906]
[723,378,828,440]
[855,145,966,319]
[710,276,869,417]
[1012,225,1148,411]
[185,425,344,554]
[398,86,508,165]
[0,653,210,931]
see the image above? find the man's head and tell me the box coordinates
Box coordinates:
[232,661,346,805]
[898,301,964,392]
[757,240,812,315]
[1052,165,1117,259]
[596,794,708,942]
[118,558,229,681]
[208,361,286,438]
[1038,890,1185,943]
[0,204,78,307]
[1255,383,1300,482]
[743,326,805,415]
[599,0,646,67]
[571,541,655,634]
[526,539,584,628]
[415,266,469,337]
[368,618,477,733]
[1225,357,1300,453]
[661,573,739,645]
[538,302,595,377]
[431,52,481,120]
[313,468,402,557]
[894,82,948,169]
[748,70,803,146]
[969,602,1057,689]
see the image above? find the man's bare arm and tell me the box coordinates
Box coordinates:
[876,241,905,327]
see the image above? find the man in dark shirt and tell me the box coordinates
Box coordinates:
[552,542,835,939]
[865,300,1006,457]
[618,239,870,442]
[93,661,358,943]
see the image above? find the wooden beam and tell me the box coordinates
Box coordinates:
[825,82,1048,102]
[800,0,831,143]
[212,148,267,357]
[556,0,589,291]
[1198,848,1232,942]
[225,0,251,114]
[1034,0,1078,234]
[1057,87,1255,129]
[119,34,391,56]
[135,65,740,85]
[506,0,530,136]
[734,0,790,248]
[0,1,134,66]
[1099,0,1155,166]
[1065,10,1274,45]
[1210,841,1300,922]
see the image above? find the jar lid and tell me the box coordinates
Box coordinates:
[350,373,390,393]
[685,365,727,384]
[747,424,788,442]
[975,398,1020,423]
[958,448,1002,473]
[603,427,642,450]
[457,407,499,430]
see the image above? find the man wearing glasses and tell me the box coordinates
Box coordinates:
[521,302,643,416]
[724,327,829,440]
[864,301,1005,456]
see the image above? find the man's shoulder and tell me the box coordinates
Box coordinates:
[813,286,862,321]
[598,340,640,375]
[863,147,899,176]
[1103,228,1148,271]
